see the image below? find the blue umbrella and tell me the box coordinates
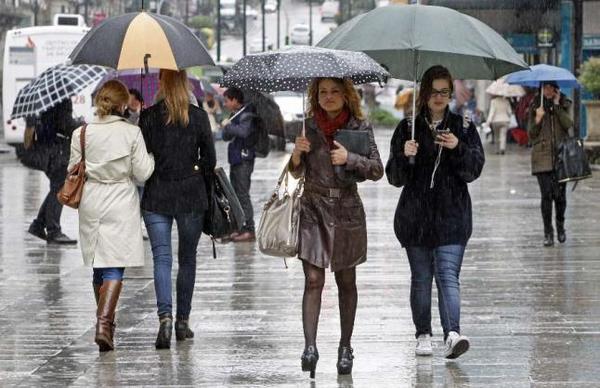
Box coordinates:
[505,64,580,89]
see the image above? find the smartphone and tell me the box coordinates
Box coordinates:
[436,129,451,135]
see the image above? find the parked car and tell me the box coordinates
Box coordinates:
[271,91,305,147]
[249,38,273,54]
[245,5,258,20]
[265,0,277,13]
[320,1,339,21]
[290,24,310,45]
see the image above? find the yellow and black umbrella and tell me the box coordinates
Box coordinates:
[69,12,214,71]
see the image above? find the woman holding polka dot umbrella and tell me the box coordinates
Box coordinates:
[224,45,388,379]
[222,45,389,135]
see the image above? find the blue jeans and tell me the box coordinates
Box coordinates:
[93,268,125,284]
[405,245,465,340]
[143,211,204,320]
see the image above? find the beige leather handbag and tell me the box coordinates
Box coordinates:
[257,160,304,258]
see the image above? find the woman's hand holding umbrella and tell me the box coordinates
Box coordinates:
[292,136,311,166]
[404,140,419,157]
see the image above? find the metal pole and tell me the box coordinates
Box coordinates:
[262,0,265,51]
[217,0,221,62]
[185,0,189,24]
[573,0,583,137]
[243,0,247,56]
[276,0,281,48]
[309,0,313,46]
[84,0,89,24]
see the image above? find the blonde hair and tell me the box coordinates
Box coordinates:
[306,78,365,120]
[156,69,190,127]
[94,80,129,118]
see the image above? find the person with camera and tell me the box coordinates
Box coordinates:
[386,66,485,360]
[528,82,573,247]
[221,87,259,243]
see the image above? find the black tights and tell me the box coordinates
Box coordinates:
[302,260,357,349]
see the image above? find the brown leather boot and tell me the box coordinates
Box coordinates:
[93,283,101,305]
[95,280,122,352]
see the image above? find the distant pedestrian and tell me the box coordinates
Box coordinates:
[528,82,573,247]
[27,99,80,244]
[289,77,384,377]
[140,69,216,349]
[221,87,259,242]
[126,88,144,125]
[386,65,485,360]
[485,95,512,154]
[69,80,154,352]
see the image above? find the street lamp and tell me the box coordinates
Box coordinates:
[243,0,247,56]
[262,0,265,52]
[217,0,221,62]
[309,0,313,46]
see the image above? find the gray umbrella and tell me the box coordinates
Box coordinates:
[317,4,528,143]
[221,45,389,92]
[11,63,108,119]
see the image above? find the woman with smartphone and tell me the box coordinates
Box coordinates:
[385,66,485,359]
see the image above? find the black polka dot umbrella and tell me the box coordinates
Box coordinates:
[221,45,389,92]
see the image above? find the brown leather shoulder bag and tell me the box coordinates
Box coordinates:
[57,124,87,209]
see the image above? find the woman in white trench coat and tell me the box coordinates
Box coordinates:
[69,80,155,352]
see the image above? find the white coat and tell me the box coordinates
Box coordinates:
[68,115,155,268]
[487,96,512,125]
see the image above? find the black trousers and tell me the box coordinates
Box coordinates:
[32,142,69,235]
[230,159,255,232]
[535,172,566,235]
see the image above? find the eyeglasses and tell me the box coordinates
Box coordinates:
[430,88,451,98]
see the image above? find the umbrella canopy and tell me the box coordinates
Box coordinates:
[222,45,389,92]
[97,69,207,106]
[11,63,108,119]
[317,4,528,81]
[69,12,214,71]
[505,64,580,89]
[486,77,526,97]
[243,90,285,140]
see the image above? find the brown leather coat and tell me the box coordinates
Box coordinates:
[289,117,383,272]
[528,96,573,174]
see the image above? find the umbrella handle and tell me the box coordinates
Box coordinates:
[144,54,151,75]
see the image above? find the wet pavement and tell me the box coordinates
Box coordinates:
[1,129,600,387]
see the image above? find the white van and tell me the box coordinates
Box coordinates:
[2,16,92,146]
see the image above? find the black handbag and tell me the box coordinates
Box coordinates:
[203,167,246,241]
[334,129,370,156]
[556,136,592,183]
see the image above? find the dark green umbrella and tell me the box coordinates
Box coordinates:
[317,4,528,141]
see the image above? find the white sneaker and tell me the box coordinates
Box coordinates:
[444,331,470,359]
[415,334,433,356]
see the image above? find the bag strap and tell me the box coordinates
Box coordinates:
[80,124,87,163]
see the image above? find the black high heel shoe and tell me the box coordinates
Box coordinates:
[301,345,319,379]
[337,346,354,375]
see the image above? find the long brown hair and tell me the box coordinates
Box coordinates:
[417,65,454,117]
[94,80,129,119]
[306,77,365,120]
[156,69,190,127]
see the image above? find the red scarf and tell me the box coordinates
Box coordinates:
[314,107,350,149]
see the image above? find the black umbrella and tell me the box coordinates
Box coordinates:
[11,63,108,119]
[222,45,388,135]
[69,11,214,71]
[243,90,284,140]
[221,45,388,92]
